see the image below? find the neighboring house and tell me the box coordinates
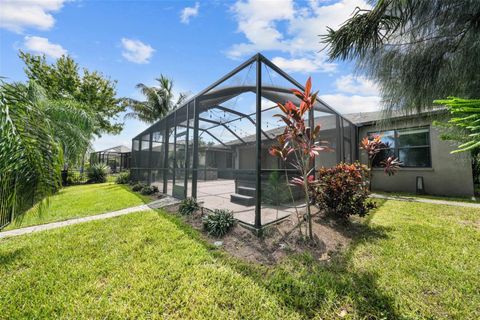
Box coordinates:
[90,145,131,172]
[344,110,475,197]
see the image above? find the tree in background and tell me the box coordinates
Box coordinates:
[123,75,188,123]
[322,0,480,114]
[19,51,124,135]
[0,80,95,228]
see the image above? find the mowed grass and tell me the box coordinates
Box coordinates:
[0,210,298,319]
[244,200,480,319]
[374,190,480,204]
[0,199,479,319]
[5,183,149,230]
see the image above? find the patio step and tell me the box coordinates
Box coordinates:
[230,193,255,206]
[238,186,256,197]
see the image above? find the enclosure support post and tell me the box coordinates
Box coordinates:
[163,125,169,194]
[336,115,342,163]
[192,98,199,198]
[354,125,360,161]
[184,103,190,199]
[173,111,177,187]
[148,132,153,184]
[254,55,262,230]
[131,141,135,181]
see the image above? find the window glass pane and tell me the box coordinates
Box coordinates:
[397,127,429,147]
[399,147,431,167]
[369,130,395,148]
[372,148,395,167]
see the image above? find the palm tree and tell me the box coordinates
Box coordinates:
[0,80,95,229]
[123,75,188,123]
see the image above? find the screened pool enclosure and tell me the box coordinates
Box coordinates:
[131,54,357,230]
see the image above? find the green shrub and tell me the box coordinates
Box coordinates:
[66,170,85,185]
[87,163,109,183]
[140,185,159,195]
[115,171,131,184]
[131,183,146,192]
[311,162,376,220]
[262,171,290,205]
[202,209,235,237]
[179,197,200,215]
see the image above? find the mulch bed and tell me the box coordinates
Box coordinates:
[163,203,364,265]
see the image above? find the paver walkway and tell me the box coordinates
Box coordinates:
[371,193,480,208]
[0,196,180,240]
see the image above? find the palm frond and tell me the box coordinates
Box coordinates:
[0,81,62,227]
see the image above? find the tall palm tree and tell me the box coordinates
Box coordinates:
[123,75,188,123]
[0,80,95,229]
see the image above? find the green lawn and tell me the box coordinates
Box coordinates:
[0,210,298,319]
[251,200,480,319]
[0,199,479,318]
[5,183,150,230]
[374,190,479,203]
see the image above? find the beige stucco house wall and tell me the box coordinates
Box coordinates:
[357,116,474,197]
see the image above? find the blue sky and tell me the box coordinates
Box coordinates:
[0,0,381,150]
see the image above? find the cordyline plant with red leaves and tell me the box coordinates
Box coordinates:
[360,134,401,190]
[312,162,376,221]
[269,77,329,240]
[382,156,402,176]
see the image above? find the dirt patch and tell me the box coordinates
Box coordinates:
[172,207,365,265]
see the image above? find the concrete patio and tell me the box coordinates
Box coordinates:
[196,179,299,226]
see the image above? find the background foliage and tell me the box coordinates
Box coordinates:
[323,0,480,114]
[123,75,188,123]
[1,81,62,225]
[1,80,96,226]
[19,51,124,135]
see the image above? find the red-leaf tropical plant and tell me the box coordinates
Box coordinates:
[269,77,329,240]
[360,134,401,190]
[312,162,376,221]
[381,156,402,176]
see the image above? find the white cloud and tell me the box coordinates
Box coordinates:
[23,36,67,58]
[335,74,380,95]
[228,1,382,114]
[228,0,294,57]
[227,0,370,72]
[0,0,66,33]
[319,94,381,114]
[180,2,200,24]
[121,38,155,64]
[272,55,336,73]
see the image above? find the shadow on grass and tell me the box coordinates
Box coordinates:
[117,184,152,204]
[314,198,390,243]
[0,247,26,266]
[155,204,401,319]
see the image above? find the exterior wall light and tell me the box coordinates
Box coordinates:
[416,176,425,194]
